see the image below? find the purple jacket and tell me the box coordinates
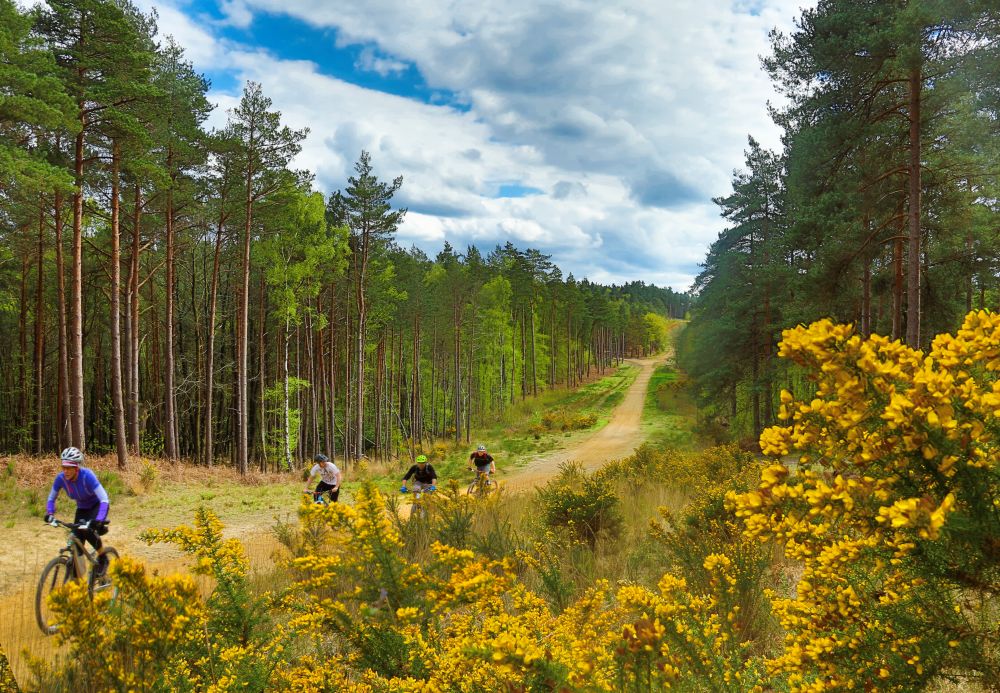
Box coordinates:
[46,467,109,521]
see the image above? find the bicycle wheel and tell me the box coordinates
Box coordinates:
[89,547,119,602]
[36,555,74,635]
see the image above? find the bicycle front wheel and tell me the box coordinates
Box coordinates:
[89,546,119,602]
[36,555,74,635]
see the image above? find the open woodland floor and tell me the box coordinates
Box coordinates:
[0,353,669,685]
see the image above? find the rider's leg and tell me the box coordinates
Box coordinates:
[74,506,107,574]
[316,481,338,503]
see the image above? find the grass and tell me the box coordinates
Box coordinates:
[0,360,644,684]
[359,362,642,494]
[640,326,705,451]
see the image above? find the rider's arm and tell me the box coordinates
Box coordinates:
[303,464,319,490]
[333,466,342,489]
[45,476,65,517]
[402,465,416,481]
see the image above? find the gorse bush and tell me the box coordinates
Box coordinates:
[537,462,624,548]
[730,312,1000,691]
[30,507,287,692]
[31,313,1000,691]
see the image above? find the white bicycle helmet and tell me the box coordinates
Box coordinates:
[60,446,84,466]
[477,445,486,452]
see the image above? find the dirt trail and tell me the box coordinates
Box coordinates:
[2,355,664,681]
[502,354,663,491]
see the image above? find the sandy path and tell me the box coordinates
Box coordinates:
[3,355,664,680]
[502,355,663,491]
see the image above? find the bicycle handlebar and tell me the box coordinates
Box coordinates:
[47,518,110,531]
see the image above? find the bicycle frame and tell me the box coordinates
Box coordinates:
[52,520,99,579]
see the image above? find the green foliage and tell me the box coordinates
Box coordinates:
[137,460,158,493]
[540,409,597,432]
[139,431,164,458]
[536,462,623,549]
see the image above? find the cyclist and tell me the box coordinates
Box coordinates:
[469,444,495,481]
[44,447,110,577]
[304,453,341,503]
[400,455,437,494]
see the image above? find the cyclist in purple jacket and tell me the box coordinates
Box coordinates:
[44,447,111,576]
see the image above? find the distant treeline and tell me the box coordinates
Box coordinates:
[0,0,688,469]
[680,0,1000,440]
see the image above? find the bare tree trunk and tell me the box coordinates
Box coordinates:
[127,184,142,452]
[355,266,366,464]
[529,302,538,397]
[454,305,461,444]
[236,160,254,475]
[204,213,224,466]
[258,275,267,470]
[163,167,178,460]
[109,142,129,469]
[329,296,337,459]
[19,246,29,442]
[54,189,71,448]
[69,123,86,449]
[519,309,527,401]
[283,315,291,470]
[893,231,904,342]
[905,65,922,348]
[308,308,319,458]
[411,316,420,454]
[35,200,46,454]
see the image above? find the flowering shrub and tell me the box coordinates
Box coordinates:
[536,462,623,548]
[33,313,1000,691]
[31,507,291,692]
[729,312,1000,691]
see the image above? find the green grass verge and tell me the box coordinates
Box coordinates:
[368,363,641,491]
[641,361,700,451]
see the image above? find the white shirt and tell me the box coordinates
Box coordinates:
[310,462,340,486]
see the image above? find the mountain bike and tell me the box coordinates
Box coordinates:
[466,469,497,497]
[36,519,119,635]
[303,489,329,506]
[400,484,435,519]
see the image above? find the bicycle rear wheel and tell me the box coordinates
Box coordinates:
[467,478,495,496]
[89,547,119,602]
[36,555,74,635]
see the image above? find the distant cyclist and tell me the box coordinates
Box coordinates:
[304,453,341,503]
[44,447,111,577]
[469,444,495,479]
[401,455,437,493]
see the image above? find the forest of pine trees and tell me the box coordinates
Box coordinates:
[0,0,689,468]
[680,0,1000,441]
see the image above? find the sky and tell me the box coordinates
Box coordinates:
[134,0,812,291]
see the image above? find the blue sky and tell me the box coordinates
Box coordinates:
[138,0,811,290]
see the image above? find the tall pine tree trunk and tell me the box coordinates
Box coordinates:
[127,184,142,453]
[69,120,86,449]
[204,210,224,466]
[54,189,70,448]
[453,306,461,444]
[164,169,178,461]
[236,162,254,475]
[905,65,922,348]
[109,142,128,469]
[35,200,46,454]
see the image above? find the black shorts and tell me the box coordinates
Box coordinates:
[315,481,340,502]
[74,505,104,548]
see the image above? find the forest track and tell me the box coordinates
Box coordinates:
[1,354,665,680]
[502,353,665,491]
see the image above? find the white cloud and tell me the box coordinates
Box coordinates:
[137,0,812,290]
[354,46,409,76]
